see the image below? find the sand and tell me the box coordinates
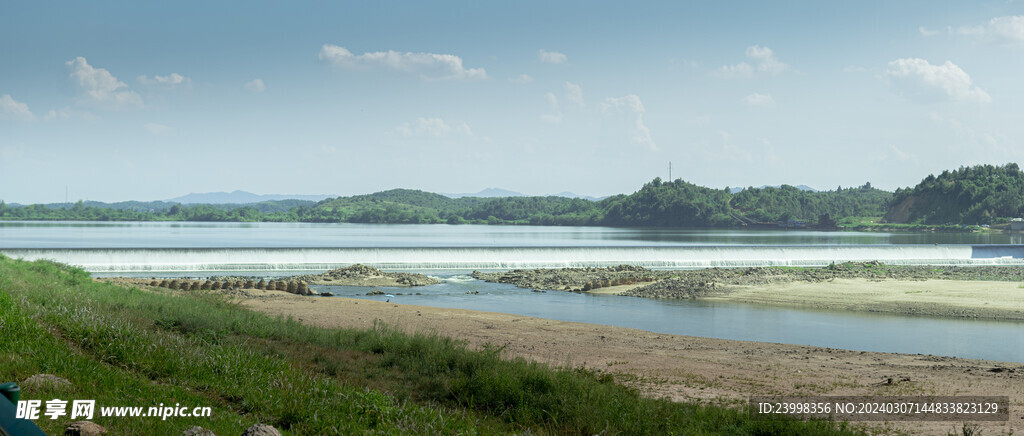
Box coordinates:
[232,283,1024,435]
[604,278,1024,321]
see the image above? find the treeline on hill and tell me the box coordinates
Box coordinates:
[0,179,894,226]
[885,163,1024,225]
[0,200,315,222]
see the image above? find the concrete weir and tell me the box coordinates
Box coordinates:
[3,245,1024,273]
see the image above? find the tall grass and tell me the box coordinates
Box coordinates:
[0,256,862,435]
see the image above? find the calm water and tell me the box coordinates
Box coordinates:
[1,220,1021,248]
[318,273,1024,363]
[3,221,1023,362]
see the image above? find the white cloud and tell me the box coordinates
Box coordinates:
[884,58,991,103]
[928,112,1005,158]
[599,94,657,152]
[544,92,558,107]
[540,113,563,124]
[758,138,782,165]
[541,92,562,123]
[953,16,1024,44]
[886,145,919,164]
[509,74,533,84]
[564,82,584,107]
[742,93,775,107]
[397,117,474,139]
[919,26,940,37]
[43,109,67,121]
[138,73,190,86]
[537,49,568,64]
[1,144,25,162]
[318,44,486,81]
[745,45,789,75]
[714,62,755,79]
[65,57,144,109]
[43,106,97,122]
[0,94,35,121]
[714,45,789,79]
[244,79,265,93]
[144,122,172,135]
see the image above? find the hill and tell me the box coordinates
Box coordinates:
[167,190,332,204]
[2,179,893,226]
[441,188,525,198]
[730,184,818,194]
[602,178,734,226]
[885,163,1024,225]
[732,184,891,223]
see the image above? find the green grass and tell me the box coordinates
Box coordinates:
[0,255,863,435]
[835,216,987,233]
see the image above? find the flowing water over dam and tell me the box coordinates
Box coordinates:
[4,245,1024,273]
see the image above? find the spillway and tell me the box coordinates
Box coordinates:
[3,245,1023,273]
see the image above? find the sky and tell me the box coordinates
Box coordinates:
[2,1,1023,203]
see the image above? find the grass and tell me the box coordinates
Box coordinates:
[835,216,992,233]
[0,255,863,435]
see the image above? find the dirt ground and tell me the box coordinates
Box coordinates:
[233,285,1024,435]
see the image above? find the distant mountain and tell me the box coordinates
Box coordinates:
[730,184,817,194]
[167,190,333,204]
[442,188,526,199]
[550,192,608,201]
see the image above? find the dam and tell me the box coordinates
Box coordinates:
[3,244,1023,273]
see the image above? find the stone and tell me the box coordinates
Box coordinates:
[240,423,281,436]
[21,373,72,391]
[182,426,215,436]
[64,421,106,436]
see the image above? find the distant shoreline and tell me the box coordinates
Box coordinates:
[0,217,1004,234]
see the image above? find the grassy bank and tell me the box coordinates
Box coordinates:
[0,255,860,435]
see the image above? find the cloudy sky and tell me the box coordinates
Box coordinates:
[2,1,1023,203]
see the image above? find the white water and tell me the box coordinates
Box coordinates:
[4,245,1023,273]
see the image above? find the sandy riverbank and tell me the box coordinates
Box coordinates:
[232,288,1024,435]
[597,278,1024,321]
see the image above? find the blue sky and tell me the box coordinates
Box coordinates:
[2,1,1023,203]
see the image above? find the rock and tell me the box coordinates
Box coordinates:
[473,265,664,292]
[290,264,441,287]
[367,289,385,295]
[64,421,106,436]
[21,373,72,391]
[182,426,215,436]
[319,292,334,297]
[240,423,281,436]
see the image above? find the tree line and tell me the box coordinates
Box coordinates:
[8,163,1024,226]
[1,177,898,226]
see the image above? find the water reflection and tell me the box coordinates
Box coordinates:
[313,274,1024,363]
[1,221,1018,248]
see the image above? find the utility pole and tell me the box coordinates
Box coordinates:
[668,161,672,182]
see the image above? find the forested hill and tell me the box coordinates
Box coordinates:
[885,163,1024,225]
[7,164,1022,227]
[0,179,893,226]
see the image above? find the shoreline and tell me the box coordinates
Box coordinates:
[601,278,1024,321]
[233,290,1024,435]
